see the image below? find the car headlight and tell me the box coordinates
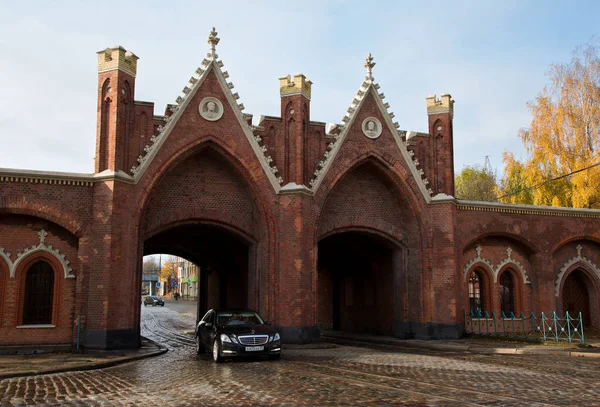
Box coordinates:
[220,334,232,343]
[229,334,239,344]
[271,333,280,342]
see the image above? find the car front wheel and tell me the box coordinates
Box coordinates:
[212,340,222,363]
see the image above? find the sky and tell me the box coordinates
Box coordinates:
[0,0,598,177]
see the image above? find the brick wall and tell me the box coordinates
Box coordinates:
[0,216,79,346]
[2,54,600,348]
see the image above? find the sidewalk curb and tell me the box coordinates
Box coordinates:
[0,340,168,380]
[322,335,600,358]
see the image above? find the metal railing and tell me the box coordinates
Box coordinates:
[464,309,585,344]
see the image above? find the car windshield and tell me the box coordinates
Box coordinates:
[150,296,159,300]
[216,311,264,327]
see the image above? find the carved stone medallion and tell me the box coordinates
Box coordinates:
[199,97,224,121]
[362,117,382,139]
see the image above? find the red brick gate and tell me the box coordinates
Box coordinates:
[1,29,599,350]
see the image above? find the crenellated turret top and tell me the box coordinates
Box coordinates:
[426,94,455,117]
[279,73,313,100]
[97,46,138,77]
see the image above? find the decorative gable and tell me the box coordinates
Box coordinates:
[308,54,434,201]
[129,28,283,191]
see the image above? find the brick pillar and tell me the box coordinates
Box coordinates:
[83,181,139,349]
[413,202,460,339]
[275,193,319,343]
[536,252,556,314]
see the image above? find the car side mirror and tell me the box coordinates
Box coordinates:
[205,323,212,328]
[264,321,271,325]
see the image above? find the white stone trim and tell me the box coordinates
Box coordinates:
[494,247,530,284]
[463,244,530,284]
[308,79,432,202]
[16,324,56,329]
[456,199,600,218]
[555,244,600,297]
[463,244,494,282]
[0,247,12,274]
[9,230,74,279]
[199,97,224,121]
[310,77,433,203]
[130,55,282,192]
[362,117,382,139]
[280,182,313,195]
[0,168,136,185]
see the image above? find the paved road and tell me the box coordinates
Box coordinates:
[1,300,600,406]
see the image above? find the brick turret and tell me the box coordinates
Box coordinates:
[426,94,455,196]
[95,46,138,173]
[279,74,313,185]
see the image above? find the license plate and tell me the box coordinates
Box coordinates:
[245,346,264,352]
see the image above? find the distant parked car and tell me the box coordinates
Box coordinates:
[143,296,164,306]
[195,309,281,362]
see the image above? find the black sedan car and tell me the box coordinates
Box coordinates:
[143,296,165,306]
[195,309,281,362]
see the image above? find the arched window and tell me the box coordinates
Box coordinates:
[499,272,515,316]
[468,270,486,315]
[23,261,54,325]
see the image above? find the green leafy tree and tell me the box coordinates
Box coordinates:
[455,164,498,201]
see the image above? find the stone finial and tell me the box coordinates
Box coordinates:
[364,53,375,81]
[38,229,48,244]
[208,27,220,60]
[475,244,482,258]
[577,244,583,257]
[506,247,513,259]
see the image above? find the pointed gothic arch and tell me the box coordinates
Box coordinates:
[496,266,524,315]
[14,252,65,327]
[464,263,493,315]
[557,263,599,328]
[314,152,422,235]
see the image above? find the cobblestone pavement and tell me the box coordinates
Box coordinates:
[1,301,600,406]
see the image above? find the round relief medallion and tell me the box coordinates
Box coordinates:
[199,97,224,121]
[362,117,382,139]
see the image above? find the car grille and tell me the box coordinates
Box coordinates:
[238,335,268,345]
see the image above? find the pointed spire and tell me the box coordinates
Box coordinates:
[207,27,220,60]
[364,53,375,81]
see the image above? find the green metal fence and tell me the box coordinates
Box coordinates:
[463,310,585,344]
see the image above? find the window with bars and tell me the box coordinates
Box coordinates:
[468,270,486,315]
[499,272,515,315]
[23,261,54,325]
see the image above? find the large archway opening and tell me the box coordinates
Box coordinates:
[317,231,402,335]
[144,223,251,324]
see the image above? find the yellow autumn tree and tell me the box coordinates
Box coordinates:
[500,42,600,208]
[160,258,179,293]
